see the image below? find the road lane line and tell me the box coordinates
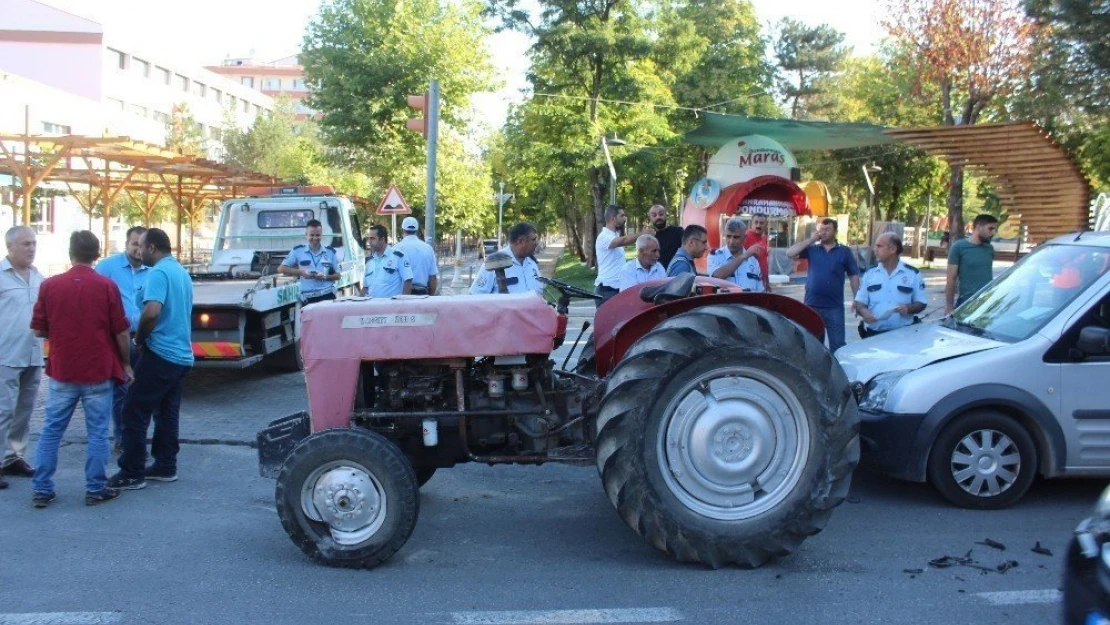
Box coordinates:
[0,613,122,625]
[449,607,683,624]
[975,589,1063,605]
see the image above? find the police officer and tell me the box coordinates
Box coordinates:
[469,222,543,295]
[853,233,927,338]
[394,216,438,295]
[362,224,413,298]
[708,217,764,292]
[279,219,340,305]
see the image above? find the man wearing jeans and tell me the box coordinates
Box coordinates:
[30,231,133,507]
[787,218,860,354]
[109,228,193,491]
[95,226,148,450]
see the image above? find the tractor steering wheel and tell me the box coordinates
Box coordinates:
[537,276,601,301]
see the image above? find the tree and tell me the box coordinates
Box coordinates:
[1025,0,1110,113]
[773,18,849,119]
[884,0,1037,239]
[165,103,206,156]
[301,0,496,241]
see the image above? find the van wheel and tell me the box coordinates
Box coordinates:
[927,410,1037,509]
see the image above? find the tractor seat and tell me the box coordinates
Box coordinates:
[640,273,696,304]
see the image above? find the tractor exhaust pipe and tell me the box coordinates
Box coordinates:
[560,320,591,371]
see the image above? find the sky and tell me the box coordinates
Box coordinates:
[38,0,886,129]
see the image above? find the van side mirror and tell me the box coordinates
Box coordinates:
[1078,326,1110,356]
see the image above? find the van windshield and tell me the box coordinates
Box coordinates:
[948,243,1110,343]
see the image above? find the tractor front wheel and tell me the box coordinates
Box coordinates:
[595,305,858,568]
[275,428,419,568]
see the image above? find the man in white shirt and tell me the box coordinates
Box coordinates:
[619,235,665,291]
[470,222,543,295]
[594,204,648,308]
[394,216,438,295]
[708,217,765,292]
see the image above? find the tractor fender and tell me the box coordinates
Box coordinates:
[593,277,825,378]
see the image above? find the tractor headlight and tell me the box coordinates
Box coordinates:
[857,370,910,412]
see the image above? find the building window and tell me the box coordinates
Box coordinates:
[108,48,127,70]
[253,104,262,116]
[153,111,170,124]
[157,67,171,85]
[29,196,54,234]
[129,104,148,118]
[210,126,222,140]
[193,81,206,98]
[241,76,254,88]
[263,77,281,90]
[133,58,150,78]
[177,74,189,92]
[227,95,237,110]
[292,78,306,90]
[242,100,249,113]
[42,121,71,134]
[106,97,125,111]
[212,88,222,103]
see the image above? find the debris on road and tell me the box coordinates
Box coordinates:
[976,538,1006,551]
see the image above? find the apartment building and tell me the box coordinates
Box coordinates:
[207,55,316,120]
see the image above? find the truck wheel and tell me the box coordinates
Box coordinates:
[267,339,303,372]
[275,428,419,568]
[926,410,1037,509]
[595,305,858,568]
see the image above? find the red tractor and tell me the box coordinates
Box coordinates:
[257,272,859,568]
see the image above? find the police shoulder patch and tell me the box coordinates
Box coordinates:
[904,263,920,273]
[393,250,404,257]
[325,245,336,252]
[292,244,306,250]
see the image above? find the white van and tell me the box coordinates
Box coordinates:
[837,231,1110,509]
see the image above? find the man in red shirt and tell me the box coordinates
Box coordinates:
[743,214,772,292]
[29,231,132,508]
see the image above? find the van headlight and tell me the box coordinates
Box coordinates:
[858,370,910,412]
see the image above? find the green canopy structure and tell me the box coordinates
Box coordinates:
[684,112,896,151]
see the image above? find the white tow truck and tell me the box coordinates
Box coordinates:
[189,186,365,370]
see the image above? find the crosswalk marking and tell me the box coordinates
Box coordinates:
[449,608,684,624]
[0,613,122,625]
[975,589,1062,605]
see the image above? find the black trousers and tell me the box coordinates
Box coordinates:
[595,285,619,309]
[117,350,190,478]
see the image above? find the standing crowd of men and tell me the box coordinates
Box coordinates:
[1,225,193,506]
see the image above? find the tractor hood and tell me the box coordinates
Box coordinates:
[836,321,1004,384]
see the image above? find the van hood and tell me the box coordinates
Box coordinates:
[836,322,1005,384]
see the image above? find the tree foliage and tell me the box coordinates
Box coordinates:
[883,0,1037,238]
[773,18,850,119]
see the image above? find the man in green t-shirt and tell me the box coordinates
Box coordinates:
[945,214,998,313]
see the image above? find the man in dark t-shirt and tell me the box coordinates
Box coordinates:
[945,214,998,313]
[786,218,860,354]
[649,204,684,270]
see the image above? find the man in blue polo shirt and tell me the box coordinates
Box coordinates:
[95,225,149,449]
[787,218,860,353]
[109,228,193,491]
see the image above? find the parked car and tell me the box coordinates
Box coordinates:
[837,231,1110,509]
[1063,485,1110,625]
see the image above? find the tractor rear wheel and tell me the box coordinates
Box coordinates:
[595,304,858,568]
[276,428,419,568]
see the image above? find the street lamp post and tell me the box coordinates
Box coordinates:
[495,182,513,246]
[600,134,626,206]
[862,163,882,246]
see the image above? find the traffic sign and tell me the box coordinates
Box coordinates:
[375,183,412,215]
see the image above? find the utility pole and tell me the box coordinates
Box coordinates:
[498,181,505,246]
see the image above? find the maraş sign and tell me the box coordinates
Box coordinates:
[736,141,786,168]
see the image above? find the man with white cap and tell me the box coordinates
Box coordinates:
[394,216,439,295]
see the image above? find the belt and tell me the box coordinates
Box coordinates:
[597,284,619,291]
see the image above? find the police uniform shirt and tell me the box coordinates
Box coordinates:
[707,247,765,292]
[469,247,543,295]
[281,244,339,298]
[394,234,438,290]
[364,246,414,298]
[854,261,928,332]
[618,259,665,291]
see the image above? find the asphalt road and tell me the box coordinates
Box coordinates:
[0,442,1099,625]
[2,258,1095,625]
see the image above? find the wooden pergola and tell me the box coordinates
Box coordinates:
[884,122,1091,244]
[0,134,282,256]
